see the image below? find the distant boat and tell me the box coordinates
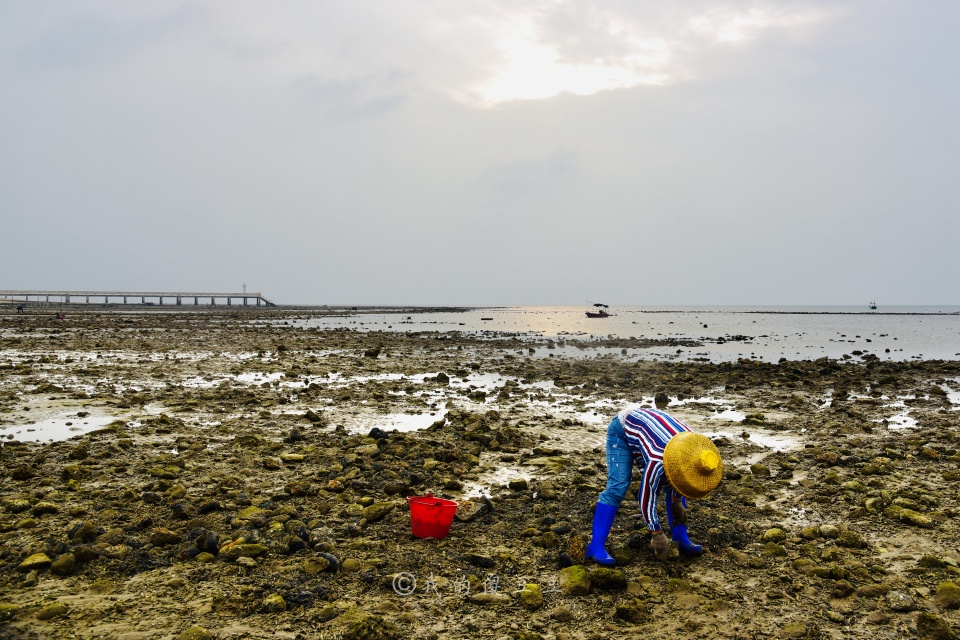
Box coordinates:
[586,302,610,318]
[869,301,877,310]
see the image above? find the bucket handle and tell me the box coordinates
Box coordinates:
[407,494,448,507]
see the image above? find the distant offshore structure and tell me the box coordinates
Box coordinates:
[1,289,276,307]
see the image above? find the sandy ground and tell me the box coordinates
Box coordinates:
[1,308,959,640]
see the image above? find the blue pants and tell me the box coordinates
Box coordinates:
[598,417,633,507]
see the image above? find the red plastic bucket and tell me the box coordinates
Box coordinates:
[407,495,458,539]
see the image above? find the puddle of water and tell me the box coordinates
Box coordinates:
[1,414,120,443]
[783,505,820,527]
[339,408,448,434]
[237,372,285,385]
[705,409,746,422]
[723,430,805,452]
[876,413,918,430]
[461,466,533,499]
[943,381,960,408]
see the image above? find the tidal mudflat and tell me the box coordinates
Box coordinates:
[1,308,959,639]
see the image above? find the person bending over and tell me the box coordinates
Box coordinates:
[586,406,722,564]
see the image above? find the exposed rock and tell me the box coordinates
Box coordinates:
[17,553,51,572]
[35,602,68,620]
[558,565,591,596]
[469,592,512,605]
[936,582,960,610]
[360,502,395,523]
[261,594,286,613]
[50,553,76,576]
[150,528,183,546]
[615,599,649,624]
[518,583,543,610]
[916,612,958,640]
[588,567,627,591]
[885,591,917,612]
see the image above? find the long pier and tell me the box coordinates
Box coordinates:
[1,289,276,307]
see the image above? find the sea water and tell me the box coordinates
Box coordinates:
[281,305,960,363]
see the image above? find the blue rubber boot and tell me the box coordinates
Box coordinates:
[585,502,617,566]
[668,497,702,555]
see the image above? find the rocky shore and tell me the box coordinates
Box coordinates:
[1,308,959,639]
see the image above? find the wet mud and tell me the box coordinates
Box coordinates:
[1,309,959,639]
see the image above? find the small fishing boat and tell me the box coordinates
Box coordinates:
[586,303,610,318]
[869,301,877,310]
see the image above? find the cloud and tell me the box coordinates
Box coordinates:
[295,71,407,119]
[441,1,836,106]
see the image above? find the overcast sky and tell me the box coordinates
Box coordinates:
[1,1,957,306]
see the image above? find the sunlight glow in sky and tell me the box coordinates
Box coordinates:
[465,4,832,106]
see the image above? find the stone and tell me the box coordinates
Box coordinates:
[916,612,958,640]
[30,501,59,516]
[261,594,286,613]
[832,580,854,598]
[150,528,183,546]
[750,463,770,477]
[238,506,265,520]
[341,558,361,572]
[74,545,100,564]
[317,553,340,572]
[360,503,395,523]
[338,609,400,640]
[837,529,866,549]
[564,533,587,563]
[667,578,693,593]
[825,610,845,624]
[558,565,591,596]
[819,524,840,539]
[615,599,649,624]
[885,590,917,612]
[0,604,20,622]
[303,556,331,574]
[71,521,100,543]
[35,602,68,620]
[550,607,574,622]
[469,592,512,605]
[50,553,76,576]
[508,478,528,491]
[589,567,627,590]
[762,528,788,542]
[17,553,51,572]
[148,465,182,480]
[464,554,495,568]
[177,627,214,640]
[865,611,890,625]
[455,500,489,522]
[518,584,543,609]
[220,543,267,561]
[936,582,960,610]
[856,584,891,598]
[781,622,807,638]
[2,499,31,514]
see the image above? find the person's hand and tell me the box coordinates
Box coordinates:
[671,500,688,525]
[650,532,669,558]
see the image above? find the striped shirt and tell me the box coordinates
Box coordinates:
[616,406,690,531]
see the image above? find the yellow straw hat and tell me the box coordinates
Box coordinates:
[662,432,723,499]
